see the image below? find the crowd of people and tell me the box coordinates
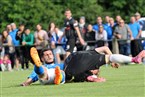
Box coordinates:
[0,8,145,72]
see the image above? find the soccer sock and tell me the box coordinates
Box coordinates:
[34,65,44,75]
[110,54,132,63]
[61,71,65,83]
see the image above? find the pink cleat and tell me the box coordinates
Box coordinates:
[132,56,141,64]
[132,50,145,64]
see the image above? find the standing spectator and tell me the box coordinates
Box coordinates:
[114,19,133,56]
[115,15,122,26]
[128,16,142,57]
[78,16,88,39]
[59,8,85,58]
[22,28,34,69]
[9,23,20,70]
[6,24,12,34]
[105,16,110,26]
[135,12,144,30]
[108,17,117,51]
[77,16,88,51]
[9,23,19,46]
[15,24,25,70]
[95,25,108,47]
[84,24,96,50]
[109,18,117,34]
[34,24,49,56]
[2,30,15,69]
[93,16,112,42]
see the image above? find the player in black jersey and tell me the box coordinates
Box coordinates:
[64,46,144,82]
[59,8,85,59]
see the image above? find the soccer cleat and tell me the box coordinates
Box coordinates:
[132,56,141,64]
[132,50,145,64]
[30,47,42,67]
[87,76,106,82]
[54,66,62,85]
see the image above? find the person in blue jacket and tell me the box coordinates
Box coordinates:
[20,47,65,86]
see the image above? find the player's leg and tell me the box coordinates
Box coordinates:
[105,54,141,64]
[30,47,47,79]
[95,46,112,55]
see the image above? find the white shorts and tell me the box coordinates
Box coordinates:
[39,68,55,85]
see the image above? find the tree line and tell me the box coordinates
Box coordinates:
[0,0,144,32]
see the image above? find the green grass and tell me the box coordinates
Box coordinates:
[0,64,145,97]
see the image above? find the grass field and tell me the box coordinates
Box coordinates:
[0,64,145,97]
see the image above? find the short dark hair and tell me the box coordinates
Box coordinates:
[65,8,71,12]
[40,48,53,57]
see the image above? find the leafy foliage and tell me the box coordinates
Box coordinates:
[0,0,144,31]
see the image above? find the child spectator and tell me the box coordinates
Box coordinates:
[0,55,12,71]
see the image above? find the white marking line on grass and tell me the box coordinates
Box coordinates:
[0,72,2,97]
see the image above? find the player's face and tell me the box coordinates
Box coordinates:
[65,10,72,19]
[42,50,54,63]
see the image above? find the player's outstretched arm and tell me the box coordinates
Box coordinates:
[20,78,33,86]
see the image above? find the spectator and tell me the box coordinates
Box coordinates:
[59,8,85,58]
[51,27,66,64]
[77,16,88,51]
[34,24,49,56]
[47,22,56,39]
[108,17,117,51]
[95,25,108,47]
[114,19,133,56]
[15,24,25,70]
[9,23,21,70]
[109,18,117,34]
[105,16,110,26]
[22,28,34,69]
[6,24,12,34]
[78,16,88,39]
[0,54,12,71]
[9,23,19,46]
[84,24,96,50]
[135,12,144,29]
[93,16,112,41]
[128,16,142,57]
[2,30,15,69]
[115,15,122,26]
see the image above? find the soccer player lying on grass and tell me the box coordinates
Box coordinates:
[64,46,145,82]
[20,47,65,86]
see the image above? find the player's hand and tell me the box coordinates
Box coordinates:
[80,38,85,45]
[111,63,120,68]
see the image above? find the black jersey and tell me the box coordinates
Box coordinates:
[64,50,106,77]
[64,18,77,39]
